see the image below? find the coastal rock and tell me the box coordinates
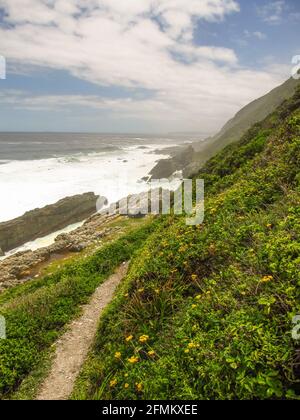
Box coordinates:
[68,243,88,252]
[0,192,100,253]
[149,145,196,179]
[0,212,121,292]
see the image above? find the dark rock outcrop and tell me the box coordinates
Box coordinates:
[0,192,99,253]
[149,145,196,179]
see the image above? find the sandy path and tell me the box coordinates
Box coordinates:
[36,262,129,400]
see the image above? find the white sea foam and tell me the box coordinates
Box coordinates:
[0,143,177,223]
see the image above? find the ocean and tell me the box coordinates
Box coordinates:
[0,133,187,223]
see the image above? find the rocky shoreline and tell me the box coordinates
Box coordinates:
[0,177,173,292]
[0,211,122,291]
[0,186,172,291]
[0,192,99,254]
[149,145,196,179]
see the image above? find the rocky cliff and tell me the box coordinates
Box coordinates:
[0,192,99,252]
[149,145,196,179]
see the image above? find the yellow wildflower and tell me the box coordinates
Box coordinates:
[125,335,133,342]
[128,356,139,364]
[266,223,272,229]
[261,275,273,283]
[139,334,149,343]
[138,288,144,293]
[147,350,155,357]
[136,382,143,392]
[209,244,216,254]
[115,351,122,359]
[188,342,198,349]
[184,349,190,353]
[191,274,198,281]
[191,304,197,309]
[195,294,201,300]
[154,289,160,294]
[124,383,129,389]
[109,379,117,388]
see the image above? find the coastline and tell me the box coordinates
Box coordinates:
[0,144,186,263]
[0,139,180,223]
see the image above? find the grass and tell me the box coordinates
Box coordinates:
[0,216,159,399]
[71,87,300,400]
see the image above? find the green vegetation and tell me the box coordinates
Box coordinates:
[0,217,158,398]
[71,87,300,400]
[1,86,299,401]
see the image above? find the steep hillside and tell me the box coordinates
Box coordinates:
[72,87,300,400]
[197,76,298,149]
[150,77,299,179]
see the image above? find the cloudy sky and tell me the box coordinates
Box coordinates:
[0,0,299,134]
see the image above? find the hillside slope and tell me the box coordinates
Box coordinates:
[73,87,300,400]
[150,77,299,179]
[198,77,298,149]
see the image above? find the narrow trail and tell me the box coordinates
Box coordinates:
[36,262,129,400]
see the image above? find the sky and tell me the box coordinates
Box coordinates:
[0,0,299,134]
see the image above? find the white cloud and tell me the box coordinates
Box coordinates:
[0,0,289,132]
[253,31,267,40]
[257,1,286,25]
[244,30,267,40]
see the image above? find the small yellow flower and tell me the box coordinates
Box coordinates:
[138,288,144,293]
[124,383,129,389]
[115,351,122,359]
[128,356,139,364]
[188,342,198,349]
[124,293,129,297]
[209,244,216,254]
[266,223,272,229]
[147,350,155,357]
[184,349,190,353]
[125,335,133,342]
[191,304,197,309]
[110,379,117,388]
[139,334,149,343]
[191,274,198,281]
[136,382,143,392]
[154,289,160,294]
[261,275,273,283]
[195,294,201,300]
